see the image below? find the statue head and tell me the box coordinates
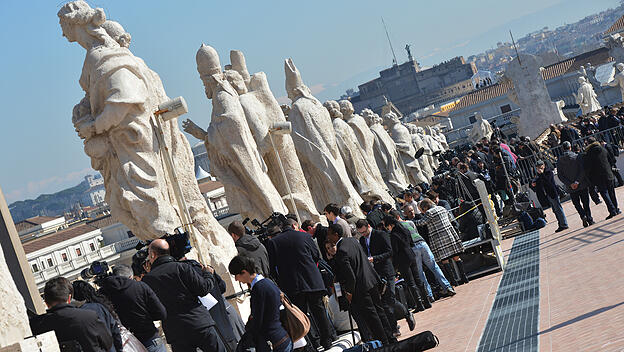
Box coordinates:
[324,100,342,119]
[58,1,116,50]
[406,124,417,134]
[224,70,248,95]
[383,112,400,125]
[285,58,311,101]
[617,63,624,72]
[101,20,131,48]
[338,100,354,117]
[361,108,375,126]
[578,76,587,84]
[196,44,223,99]
[474,112,483,121]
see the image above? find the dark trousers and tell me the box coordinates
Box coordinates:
[291,291,334,345]
[379,276,401,333]
[589,186,601,204]
[351,287,392,345]
[598,181,620,215]
[397,261,424,308]
[170,326,226,352]
[570,189,592,221]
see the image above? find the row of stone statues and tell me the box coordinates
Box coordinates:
[58,1,448,297]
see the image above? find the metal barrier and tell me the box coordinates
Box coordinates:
[514,125,624,186]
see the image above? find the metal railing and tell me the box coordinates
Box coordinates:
[514,125,624,186]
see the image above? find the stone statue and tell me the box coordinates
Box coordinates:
[603,63,624,102]
[284,59,364,215]
[503,53,565,138]
[406,125,435,180]
[468,112,494,143]
[59,1,237,298]
[431,126,449,151]
[340,100,393,202]
[0,236,31,347]
[605,34,624,64]
[184,45,288,222]
[223,50,321,222]
[575,76,602,115]
[325,101,393,203]
[362,109,410,193]
[420,126,442,170]
[384,112,427,185]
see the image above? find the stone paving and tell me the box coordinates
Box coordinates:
[396,187,624,351]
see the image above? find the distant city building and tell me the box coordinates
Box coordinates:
[198,179,229,218]
[81,174,106,207]
[445,47,617,145]
[14,215,68,239]
[23,220,137,291]
[351,57,477,117]
[192,142,210,174]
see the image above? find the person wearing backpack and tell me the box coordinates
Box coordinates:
[229,255,292,352]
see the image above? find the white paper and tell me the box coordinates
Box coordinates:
[293,337,307,349]
[199,294,218,310]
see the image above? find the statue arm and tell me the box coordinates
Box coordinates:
[182,119,208,140]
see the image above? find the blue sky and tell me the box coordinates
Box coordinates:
[0,0,619,204]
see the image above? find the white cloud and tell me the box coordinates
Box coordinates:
[6,167,94,204]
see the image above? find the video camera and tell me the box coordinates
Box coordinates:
[80,260,110,281]
[131,228,192,277]
[243,212,290,244]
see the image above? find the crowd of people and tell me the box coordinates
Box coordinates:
[28,105,624,352]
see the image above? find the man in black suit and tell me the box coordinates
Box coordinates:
[327,224,397,345]
[357,219,415,336]
[266,229,335,349]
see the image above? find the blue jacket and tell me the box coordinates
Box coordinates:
[249,278,289,352]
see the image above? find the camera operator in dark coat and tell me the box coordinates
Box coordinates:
[142,239,225,352]
[30,277,113,352]
[98,265,167,352]
[266,229,335,349]
[327,224,396,346]
[228,221,270,276]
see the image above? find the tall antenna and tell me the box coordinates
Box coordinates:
[509,30,521,66]
[382,17,398,66]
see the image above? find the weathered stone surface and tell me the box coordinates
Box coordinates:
[284,59,364,215]
[406,125,435,181]
[0,232,31,348]
[603,62,624,103]
[468,112,493,143]
[59,2,238,302]
[325,101,393,203]
[385,112,427,185]
[575,77,601,115]
[362,109,410,193]
[189,44,288,223]
[504,54,565,138]
[226,50,321,222]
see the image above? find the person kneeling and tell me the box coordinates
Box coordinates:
[229,255,293,352]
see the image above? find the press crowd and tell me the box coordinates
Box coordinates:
[28,107,624,352]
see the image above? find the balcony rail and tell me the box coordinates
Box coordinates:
[212,206,230,218]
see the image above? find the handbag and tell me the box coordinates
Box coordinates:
[279,292,311,342]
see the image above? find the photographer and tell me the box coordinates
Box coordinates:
[142,239,225,352]
[228,221,270,276]
[99,265,167,352]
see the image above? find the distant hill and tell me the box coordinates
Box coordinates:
[8,180,89,223]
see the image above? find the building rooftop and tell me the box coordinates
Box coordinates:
[22,224,97,255]
[604,14,624,35]
[449,48,613,113]
[14,216,61,233]
[198,180,224,194]
[86,215,117,229]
